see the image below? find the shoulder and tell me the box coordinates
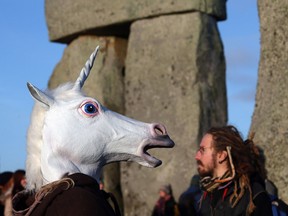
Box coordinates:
[251,181,273,216]
[32,174,117,216]
[45,186,116,215]
[252,181,266,199]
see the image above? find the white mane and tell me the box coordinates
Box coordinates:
[26,83,84,190]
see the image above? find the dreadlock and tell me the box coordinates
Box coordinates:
[206,125,264,215]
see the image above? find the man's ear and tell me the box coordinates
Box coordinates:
[218,150,228,164]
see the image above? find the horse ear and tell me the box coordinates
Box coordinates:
[27,82,54,107]
[73,46,99,90]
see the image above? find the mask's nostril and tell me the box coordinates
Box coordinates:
[153,124,167,136]
[155,126,163,136]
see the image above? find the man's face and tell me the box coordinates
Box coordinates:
[195,134,217,177]
[159,190,167,198]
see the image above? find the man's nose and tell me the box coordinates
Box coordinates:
[195,151,201,161]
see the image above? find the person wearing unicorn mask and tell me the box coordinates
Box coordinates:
[195,125,273,216]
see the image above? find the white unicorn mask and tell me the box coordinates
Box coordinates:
[26,46,175,190]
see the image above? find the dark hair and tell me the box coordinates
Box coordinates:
[207,125,264,178]
[12,169,26,196]
[0,171,13,186]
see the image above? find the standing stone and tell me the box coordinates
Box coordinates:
[45,0,226,43]
[122,12,227,216]
[250,0,288,203]
[48,35,127,213]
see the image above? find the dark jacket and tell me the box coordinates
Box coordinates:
[152,196,178,216]
[178,184,202,216]
[198,178,273,216]
[0,204,4,216]
[12,173,121,216]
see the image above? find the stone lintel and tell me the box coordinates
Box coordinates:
[45,0,227,43]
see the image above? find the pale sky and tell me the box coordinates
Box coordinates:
[0,1,260,172]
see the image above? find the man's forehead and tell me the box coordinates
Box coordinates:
[200,134,213,147]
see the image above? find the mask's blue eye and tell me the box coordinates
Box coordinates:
[80,101,99,117]
[84,103,97,113]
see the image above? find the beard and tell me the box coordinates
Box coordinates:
[197,153,217,177]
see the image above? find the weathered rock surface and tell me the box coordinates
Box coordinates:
[121,12,227,215]
[250,0,288,202]
[49,36,127,104]
[45,0,227,43]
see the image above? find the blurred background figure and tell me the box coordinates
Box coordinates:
[99,180,105,190]
[178,174,202,216]
[0,171,14,216]
[12,169,26,197]
[151,184,179,216]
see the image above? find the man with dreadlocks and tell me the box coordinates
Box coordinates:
[195,125,273,216]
